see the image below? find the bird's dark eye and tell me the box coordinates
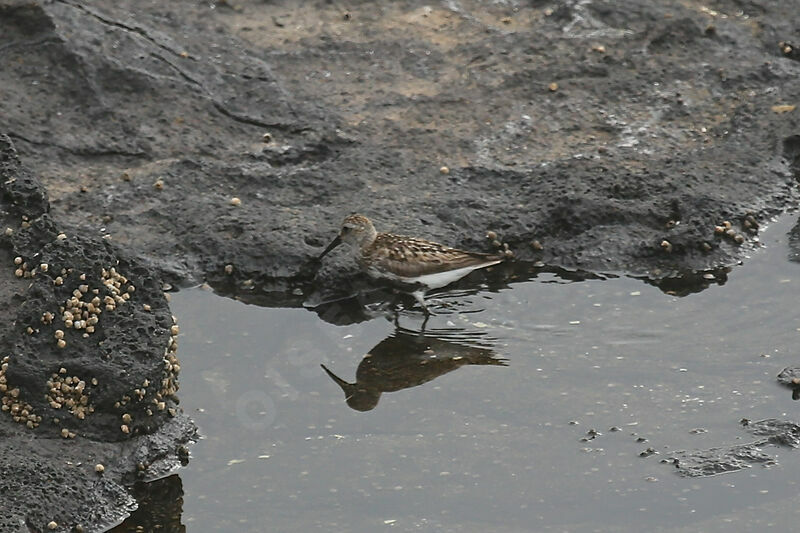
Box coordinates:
[342,227,351,234]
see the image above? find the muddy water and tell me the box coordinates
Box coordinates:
[115,215,800,532]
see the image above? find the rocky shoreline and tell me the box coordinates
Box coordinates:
[3,1,799,301]
[1,0,799,529]
[0,137,195,532]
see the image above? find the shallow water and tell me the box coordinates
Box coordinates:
[115,215,800,532]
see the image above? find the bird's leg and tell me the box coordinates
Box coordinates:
[412,290,429,314]
[354,290,367,310]
[412,289,432,332]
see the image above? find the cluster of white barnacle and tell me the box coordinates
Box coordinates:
[0,355,42,429]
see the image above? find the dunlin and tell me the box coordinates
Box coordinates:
[320,328,507,411]
[318,214,505,312]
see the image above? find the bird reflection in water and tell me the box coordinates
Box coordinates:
[321,327,508,411]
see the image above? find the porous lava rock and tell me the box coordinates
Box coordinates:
[0,136,196,532]
[667,418,800,477]
[1,0,798,305]
[777,366,800,400]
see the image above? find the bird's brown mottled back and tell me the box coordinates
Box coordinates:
[361,233,503,278]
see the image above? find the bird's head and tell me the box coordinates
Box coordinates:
[319,214,377,258]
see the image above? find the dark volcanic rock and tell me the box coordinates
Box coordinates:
[777,366,800,400]
[668,442,775,477]
[743,417,800,447]
[1,0,799,305]
[0,136,196,532]
[107,475,186,532]
[666,418,800,477]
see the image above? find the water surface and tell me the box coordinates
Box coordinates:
[116,215,800,532]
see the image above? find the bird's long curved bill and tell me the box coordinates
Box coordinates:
[319,364,350,387]
[318,235,342,259]
[320,363,355,401]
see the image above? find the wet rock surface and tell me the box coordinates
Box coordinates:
[666,418,800,477]
[0,136,196,532]
[1,0,799,303]
[777,366,800,400]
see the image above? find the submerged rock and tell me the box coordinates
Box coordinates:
[665,418,800,478]
[777,367,800,400]
[667,443,775,477]
[742,418,800,448]
[0,136,196,532]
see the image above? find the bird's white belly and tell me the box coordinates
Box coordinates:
[397,261,501,290]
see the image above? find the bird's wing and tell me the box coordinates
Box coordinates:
[366,234,503,278]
